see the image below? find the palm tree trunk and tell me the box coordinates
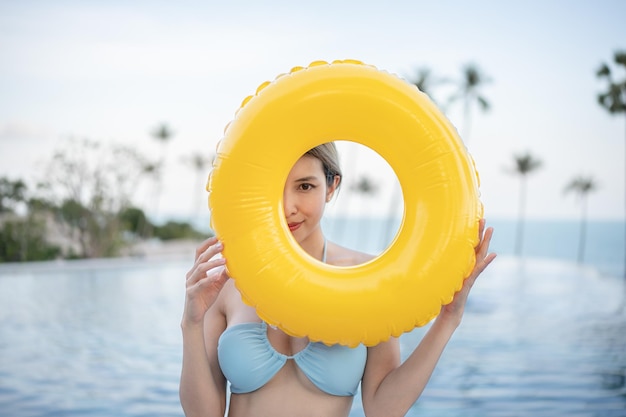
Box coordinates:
[332,144,359,240]
[620,115,626,314]
[515,176,527,256]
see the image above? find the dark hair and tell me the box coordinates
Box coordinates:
[305,142,342,189]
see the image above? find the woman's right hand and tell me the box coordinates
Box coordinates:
[182,236,229,326]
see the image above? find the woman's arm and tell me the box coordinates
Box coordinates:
[361,222,496,417]
[180,307,228,417]
[179,238,230,417]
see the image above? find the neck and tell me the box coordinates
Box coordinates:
[297,229,326,262]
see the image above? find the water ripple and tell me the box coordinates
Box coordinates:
[1,256,625,416]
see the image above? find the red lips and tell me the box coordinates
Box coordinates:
[288,222,302,232]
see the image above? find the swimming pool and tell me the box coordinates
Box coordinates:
[0,255,624,416]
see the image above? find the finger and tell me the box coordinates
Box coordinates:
[188,256,226,284]
[464,252,496,290]
[194,236,218,261]
[479,250,497,268]
[475,226,494,257]
[219,268,230,282]
[481,226,494,245]
[186,242,220,280]
[192,266,229,293]
[186,257,227,285]
[191,240,224,270]
[478,218,485,238]
[474,219,486,250]
[474,252,497,277]
[470,227,496,280]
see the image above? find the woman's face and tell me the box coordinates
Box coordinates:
[283,155,337,246]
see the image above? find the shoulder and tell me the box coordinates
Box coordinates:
[203,278,237,330]
[216,279,245,316]
[325,241,376,267]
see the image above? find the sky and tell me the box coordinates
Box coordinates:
[1,0,625,224]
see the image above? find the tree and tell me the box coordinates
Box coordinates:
[597,51,626,114]
[447,63,492,144]
[564,176,598,264]
[153,220,206,241]
[152,123,175,153]
[0,216,61,262]
[0,181,62,262]
[182,152,213,222]
[0,177,27,213]
[596,50,626,277]
[349,176,378,195]
[509,152,542,256]
[119,206,152,239]
[349,175,379,246]
[408,66,448,106]
[150,123,175,221]
[38,138,152,258]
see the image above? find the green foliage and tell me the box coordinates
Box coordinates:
[37,138,156,258]
[597,50,625,275]
[153,220,207,241]
[1,135,209,262]
[0,217,61,262]
[565,176,598,196]
[58,199,90,229]
[512,152,543,175]
[119,206,153,238]
[151,123,175,144]
[447,63,492,142]
[408,67,449,105]
[0,177,27,213]
[597,51,626,114]
[0,178,61,262]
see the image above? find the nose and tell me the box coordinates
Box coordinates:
[283,188,297,218]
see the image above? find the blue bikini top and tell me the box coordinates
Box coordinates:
[217,321,367,396]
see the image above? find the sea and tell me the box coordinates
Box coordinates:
[0,218,624,417]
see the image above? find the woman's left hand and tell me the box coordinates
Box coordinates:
[439,219,496,324]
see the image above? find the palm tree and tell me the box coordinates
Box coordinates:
[408,66,448,106]
[182,152,213,222]
[349,176,378,195]
[138,161,159,238]
[596,50,626,277]
[150,123,174,222]
[447,63,492,144]
[509,152,542,256]
[152,123,175,151]
[349,175,379,248]
[564,176,598,264]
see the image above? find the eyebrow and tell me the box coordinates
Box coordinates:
[294,176,321,183]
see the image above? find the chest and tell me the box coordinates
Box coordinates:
[223,281,310,355]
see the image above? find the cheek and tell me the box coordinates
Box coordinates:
[316,194,329,215]
[306,193,327,216]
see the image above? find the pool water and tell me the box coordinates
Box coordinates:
[0,255,625,417]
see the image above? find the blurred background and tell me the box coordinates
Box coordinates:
[1,1,625,416]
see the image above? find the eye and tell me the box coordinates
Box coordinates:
[299,183,316,191]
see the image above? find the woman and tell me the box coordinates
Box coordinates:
[180,142,496,417]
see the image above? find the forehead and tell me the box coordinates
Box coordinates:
[288,155,324,179]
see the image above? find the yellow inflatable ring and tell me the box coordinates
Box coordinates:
[208,59,483,347]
